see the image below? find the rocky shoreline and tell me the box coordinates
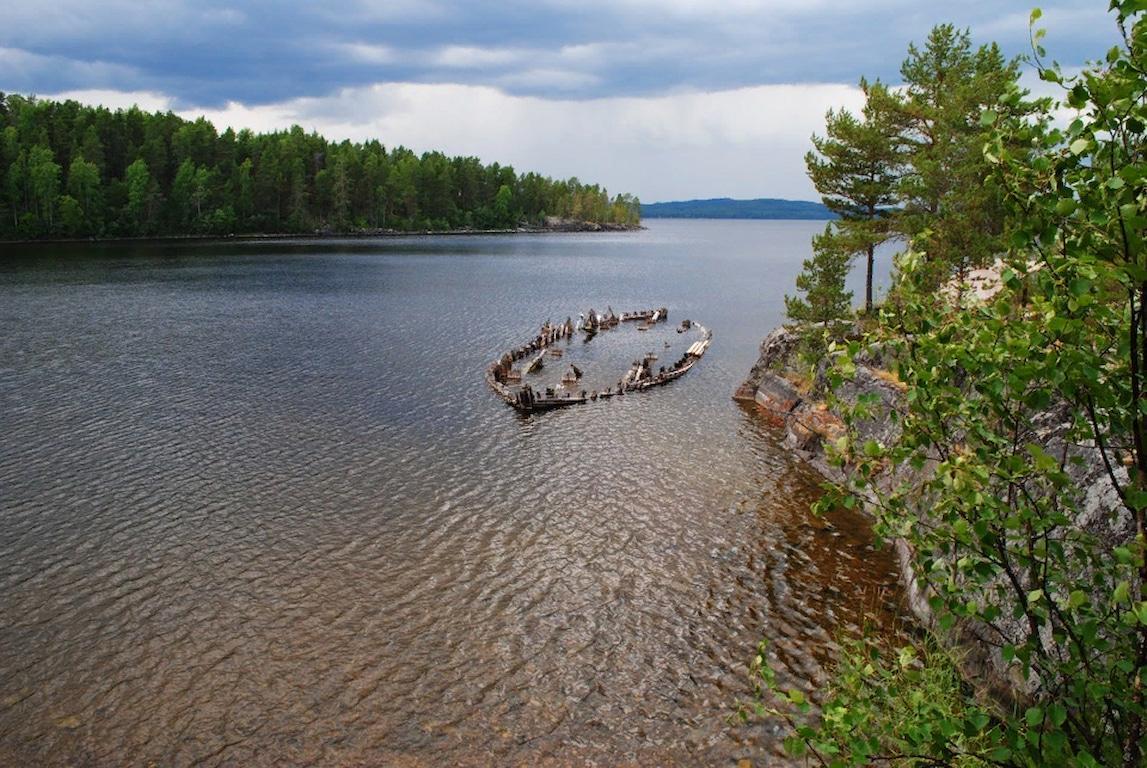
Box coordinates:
[733,326,903,478]
[1,218,642,247]
[735,324,1132,703]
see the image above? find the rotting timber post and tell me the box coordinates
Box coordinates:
[486,307,711,413]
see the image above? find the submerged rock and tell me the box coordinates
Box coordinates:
[56,715,82,730]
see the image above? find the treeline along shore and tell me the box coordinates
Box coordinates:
[0,93,641,241]
[1,217,640,247]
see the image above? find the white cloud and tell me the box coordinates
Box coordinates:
[188,99,302,132]
[339,42,398,65]
[423,40,694,89]
[1017,66,1087,129]
[42,88,175,112]
[978,5,1110,42]
[556,39,692,65]
[432,45,524,69]
[495,68,602,91]
[46,81,862,202]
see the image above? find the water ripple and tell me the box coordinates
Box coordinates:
[0,223,904,766]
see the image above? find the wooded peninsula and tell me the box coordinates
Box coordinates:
[0,94,641,241]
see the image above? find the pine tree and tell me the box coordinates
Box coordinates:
[805,79,901,313]
[0,95,639,239]
[894,24,1022,287]
[785,225,854,357]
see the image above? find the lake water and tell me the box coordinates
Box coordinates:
[0,219,902,766]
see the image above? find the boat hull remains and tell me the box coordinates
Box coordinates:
[485,308,711,414]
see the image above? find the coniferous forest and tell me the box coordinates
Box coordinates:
[0,94,641,240]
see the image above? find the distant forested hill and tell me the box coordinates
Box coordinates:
[641,197,835,220]
[0,93,640,240]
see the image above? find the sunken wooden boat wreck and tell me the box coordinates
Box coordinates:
[525,349,547,373]
[486,308,711,414]
[620,307,667,323]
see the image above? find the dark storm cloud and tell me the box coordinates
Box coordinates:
[0,1,1120,106]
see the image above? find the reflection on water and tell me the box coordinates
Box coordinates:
[0,221,903,766]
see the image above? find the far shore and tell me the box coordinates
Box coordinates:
[2,221,644,248]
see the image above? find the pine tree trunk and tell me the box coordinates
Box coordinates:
[865,244,875,313]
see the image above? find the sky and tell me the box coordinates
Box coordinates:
[0,1,1121,202]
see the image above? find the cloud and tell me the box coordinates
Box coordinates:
[978,5,1110,44]
[0,46,145,94]
[1,1,1120,106]
[495,69,601,91]
[339,43,398,65]
[433,45,525,69]
[8,1,1125,202]
[342,0,448,23]
[40,88,176,113]
[47,81,861,203]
